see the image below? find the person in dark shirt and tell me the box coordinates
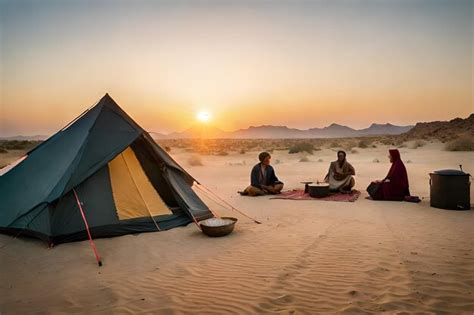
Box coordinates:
[240,152,284,196]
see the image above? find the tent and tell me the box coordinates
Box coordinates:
[0,94,214,245]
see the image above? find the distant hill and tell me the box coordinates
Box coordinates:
[399,114,474,141]
[166,125,230,139]
[153,122,414,139]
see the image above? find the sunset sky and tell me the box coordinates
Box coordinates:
[0,0,472,136]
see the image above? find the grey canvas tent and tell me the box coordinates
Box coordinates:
[0,94,213,245]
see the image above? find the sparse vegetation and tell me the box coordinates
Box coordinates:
[216,151,229,156]
[350,148,359,154]
[445,137,474,151]
[0,148,7,154]
[317,158,324,162]
[188,155,203,166]
[410,140,426,149]
[373,158,380,163]
[0,140,41,151]
[239,148,246,154]
[288,142,314,154]
[299,156,310,162]
[358,139,370,148]
[164,146,171,152]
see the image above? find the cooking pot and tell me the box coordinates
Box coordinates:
[308,183,330,198]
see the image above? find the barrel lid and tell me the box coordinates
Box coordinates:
[432,169,468,176]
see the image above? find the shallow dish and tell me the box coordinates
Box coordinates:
[200,217,238,237]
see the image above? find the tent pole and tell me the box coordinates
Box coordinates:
[73,189,102,267]
[196,184,262,224]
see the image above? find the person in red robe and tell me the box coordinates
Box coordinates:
[368,149,410,201]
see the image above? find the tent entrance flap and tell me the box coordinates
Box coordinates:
[108,147,172,220]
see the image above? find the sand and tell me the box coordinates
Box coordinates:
[1,143,473,314]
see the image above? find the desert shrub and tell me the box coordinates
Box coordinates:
[358,139,370,148]
[371,144,377,148]
[188,155,203,166]
[351,148,359,154]
[317,158,324,162]
[0,148,7,154]
[1,140,40,151]
[274,159,281,164]
[288,142,314,154]
[299,156,310,162]
[397,143,407,148]
[216,151,228,156]
[405,160,412,163]
[410,140,426,149]
[239,148,246,154]
[372,158,380,163]
[445,137,474,151]
[164,146,171,152]
[329,142,339,148]
[379,138,393,145]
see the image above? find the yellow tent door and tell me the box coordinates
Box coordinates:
[108,147,172,220]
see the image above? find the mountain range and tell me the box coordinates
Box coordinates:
[151,122,414,139]
[5,114,473,140]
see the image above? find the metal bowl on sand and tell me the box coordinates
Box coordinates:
[200,217,238,237]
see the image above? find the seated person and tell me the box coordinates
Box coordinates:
[241,152,284,196]
[324,150,355,193]
[367,149,410,201]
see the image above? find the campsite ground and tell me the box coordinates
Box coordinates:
[1,141,473,313]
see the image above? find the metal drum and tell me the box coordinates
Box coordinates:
[429,169,471,210]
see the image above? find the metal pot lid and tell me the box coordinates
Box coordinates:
[432,169,468,176]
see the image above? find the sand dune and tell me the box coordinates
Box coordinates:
[1,143,473,314]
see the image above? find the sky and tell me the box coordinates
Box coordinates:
[0,0,472,136]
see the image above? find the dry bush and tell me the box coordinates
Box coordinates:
[216,151,228,156]
[405,160,412,163]
[358,139,370,148]
[239,148,246,154]
[410,140,426,149]
[0,140,41,151]
[289,142,314,154]
[188,155,203,166]
[379,138,394,145]
[164,146,171,152]
[445,137,474,151]
[299,156,310,162]
[0,148,7,154]
[351,148,359,154]
[397,143,407,148]
[372,158,380,163]
[329,142,340,148]
[317,158,324,162]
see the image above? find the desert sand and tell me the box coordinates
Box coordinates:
[1,142,473,314]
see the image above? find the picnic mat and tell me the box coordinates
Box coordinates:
[270,189,361,202]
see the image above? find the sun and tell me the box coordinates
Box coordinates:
[196,111,211,123]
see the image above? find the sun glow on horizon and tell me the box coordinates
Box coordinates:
[196,111,212,123]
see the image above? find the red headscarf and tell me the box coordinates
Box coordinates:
[383,149,410,199]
